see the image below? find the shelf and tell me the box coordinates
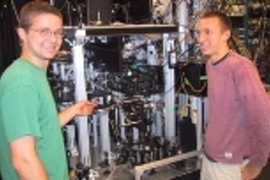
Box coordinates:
[64,24,178,37]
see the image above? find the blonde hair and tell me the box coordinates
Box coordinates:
[19,1,62,30]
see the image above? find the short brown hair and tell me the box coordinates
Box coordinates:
[19,1,62,29]
[201,11,232,33]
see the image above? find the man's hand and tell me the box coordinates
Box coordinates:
[58,100,97,126]
[241,163,262,180]
[73,100,97,116]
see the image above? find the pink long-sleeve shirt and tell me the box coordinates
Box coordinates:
[204,50,270,167]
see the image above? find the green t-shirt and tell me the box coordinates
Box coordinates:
[0,59,68,180]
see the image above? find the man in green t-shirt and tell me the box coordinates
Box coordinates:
[0,2,96,180]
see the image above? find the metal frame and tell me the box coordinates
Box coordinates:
[72,29,92,166]
[134,150,202,180]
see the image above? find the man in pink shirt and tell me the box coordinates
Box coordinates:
[196,11,270,180]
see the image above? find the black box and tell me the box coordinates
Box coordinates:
[87,0,112,25]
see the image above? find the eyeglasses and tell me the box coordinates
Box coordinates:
[29,28,64,38]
